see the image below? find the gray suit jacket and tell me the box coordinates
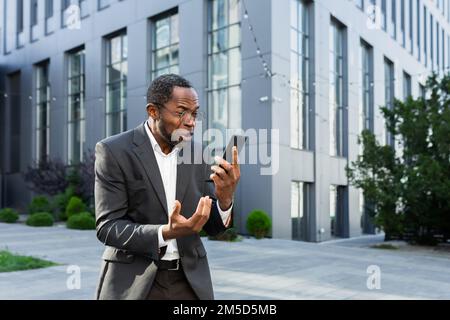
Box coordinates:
[94,122,228,300]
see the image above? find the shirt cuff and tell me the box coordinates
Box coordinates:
[217,200,233,227]
[158,225,169,248]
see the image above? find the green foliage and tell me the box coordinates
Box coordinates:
[199,229,208,237]
[347,74,450,245]
[246,210,271,239]
[208,227,241,242]
[52,186,75,221]
[26,212,54,227]
[0,208,19,223]
[65,196,87,220]
[28,196,52,215]
[66,212,95,230]
[0,250,58,273]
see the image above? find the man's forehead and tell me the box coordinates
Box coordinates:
[171,86,198,104]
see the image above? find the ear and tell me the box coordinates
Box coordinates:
[146,103,159,120]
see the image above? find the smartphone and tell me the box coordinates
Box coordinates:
[205,135,248,182]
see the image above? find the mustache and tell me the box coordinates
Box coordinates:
[171,128,193,144]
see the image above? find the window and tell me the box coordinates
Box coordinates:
[419,84,426,98]
[329,19,347,157]
[105,31,128,136]
[330,185,347,238]
[381,0,387,31]
[417,0,421,61]
[17,0,23,33]
[207,0,242,139]
[67,48,85,164]
[35,61,51,163]
[31,0,38,27]
[409,0,413,53]
[384,58,395,146]
[390,0,397,39]
[436,22,440,72]
[98,0,110,10]
[441,28,445,73]
[7,72,22,174]
[401,0,405,47]
[291,181,311,241]
[355,0,363,10]
[45,0,54,19]
[62,0,86,27]
[152,10,179,79]
[424,6,427,66]
[290,0,311,150]
[403,71,412,100]
[430,15,434,70]
[360,40,374,134]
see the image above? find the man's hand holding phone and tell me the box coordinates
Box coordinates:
[210,146,241,211]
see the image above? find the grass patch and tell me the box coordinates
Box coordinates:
[370,243,399,250]
[0,250,59,273]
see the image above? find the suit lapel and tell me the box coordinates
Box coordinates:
[132,123,168,215]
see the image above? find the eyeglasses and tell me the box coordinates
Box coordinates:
[159,105,206,121]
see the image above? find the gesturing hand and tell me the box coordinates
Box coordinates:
[162,196,212,241]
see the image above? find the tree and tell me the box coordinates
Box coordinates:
[347,74,450,244]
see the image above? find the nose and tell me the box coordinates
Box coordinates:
[183,115,196,128]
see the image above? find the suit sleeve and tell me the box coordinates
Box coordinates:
[201,155,231,237]
[94,142,161,261]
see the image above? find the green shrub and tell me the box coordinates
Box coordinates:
[66,212,95,230]
[0,208,19,223]
[246,210,271,239]
[199,229,208,237]
[208,227,240,242]
[65,196,87,220]
[26,212,54,227]
[28,196,52,215]
[52,187,75,221]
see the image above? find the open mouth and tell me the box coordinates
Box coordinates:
[171,128,193,144]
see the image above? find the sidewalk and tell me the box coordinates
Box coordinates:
[1,223,450,300]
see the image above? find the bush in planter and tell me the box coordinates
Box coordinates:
[52,187,75,221]
[28,196,52,215]
[208,227,240,242]
[66,212,95,230]
[26,212,54,227]
[65,196,86,220]
[0,208,19,223]
[246,210,271,239]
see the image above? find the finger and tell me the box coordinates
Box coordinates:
[210,173,223,187]
[214,156,233,172]
[202,197,212,216]
[190,197,206,225]
[232,146,239,167]
[171,200,182,216]
[211,165,227,178]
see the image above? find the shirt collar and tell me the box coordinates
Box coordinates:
[145,120,180,156]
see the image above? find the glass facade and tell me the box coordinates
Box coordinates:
[291,181,311,241]
[384,57,395,146]
[36,61,51,163]
[360,40,374,134]
[290,0,311,150]
[207,0,242,139]
[67,48,85,164]
[152,11,179,79]
[105,31,128,137]
[329,20,346,157]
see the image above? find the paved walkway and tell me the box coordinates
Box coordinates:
[1,222,449,300]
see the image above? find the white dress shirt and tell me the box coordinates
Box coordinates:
[144,120,232,261]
